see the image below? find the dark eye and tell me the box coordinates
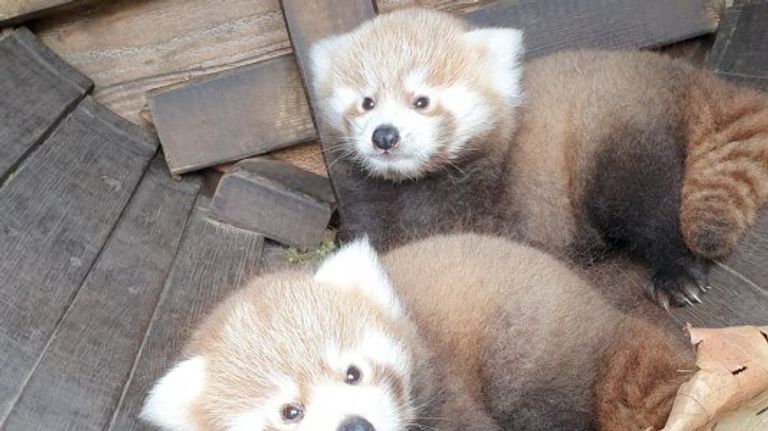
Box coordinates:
[362,97,376,111]
[345,365,362,385]
[280,404,304,423]
[413,96,430,109]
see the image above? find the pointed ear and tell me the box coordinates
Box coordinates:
[462,28,525,101]
[309,33,352,89]
[314,237,403,318]
[141,356,207,431]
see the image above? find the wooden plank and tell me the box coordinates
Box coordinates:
[210,158,335,248]
[279,0,376,215]
[1,159,200,431]
[0,0,97,26]
[463,0,724,59]
[150,56,315,175]
[708,0,768,91]
[107,203,264,431]
[670,261,768,328]
[0,96,157,421]
[33,0,295,127]
[0,27,92,181]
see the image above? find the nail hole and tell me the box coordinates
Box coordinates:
[731,366,747,375]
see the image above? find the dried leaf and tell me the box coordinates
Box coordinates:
[662,324,768,431]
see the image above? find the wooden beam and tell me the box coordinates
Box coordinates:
[0,96,157,422]
[278,0,376,222]
[707,0,768,90]
[210,158,335,248]
[0,0,97,26]
[107,201,264,431]
[0,27,92,182]
[464,0,724,59]
[2,159,200,431]
[150,56,316,175]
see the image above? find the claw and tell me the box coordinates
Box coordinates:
[681,283,702,304]
[657,291,671,311]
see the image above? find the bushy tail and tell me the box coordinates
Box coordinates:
[680,79,768,259]
[594,319,695,431]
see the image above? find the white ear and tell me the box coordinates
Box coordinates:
[309,34,351,89]
[314,237,403,317]
[140,356,207,431]
[462,28,525,102]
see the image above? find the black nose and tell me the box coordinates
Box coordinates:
[337,416,375,431]
[371,125,400,150]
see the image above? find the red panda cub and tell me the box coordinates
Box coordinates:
[308,8,768,307]
[141,234,693,431]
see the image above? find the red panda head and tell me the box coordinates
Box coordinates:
[310,8,524,181]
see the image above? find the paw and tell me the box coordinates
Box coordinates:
[682,214,743,259]
[646,257,710,309]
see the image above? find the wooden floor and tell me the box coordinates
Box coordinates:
[1,3,767,431]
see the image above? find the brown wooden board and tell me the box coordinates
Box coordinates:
[463,0,724,59]
[0,0,97,26]
[278,0,376,222]
[1,159,200,431]
[0,96,157,421]
[708,0,768,91]
[107,202,264,431]
[150,56,316,175]
[210,158,335,248]
[0,27,92,181]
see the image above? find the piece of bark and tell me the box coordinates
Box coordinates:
[210,158,335,248]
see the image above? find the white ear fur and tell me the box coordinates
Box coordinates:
[140,356,207,431]
[309,34,351,89]
[462,28,525,102]
[314,237,403,317]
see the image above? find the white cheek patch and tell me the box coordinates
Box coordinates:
[301,382,401,431]
[439,84,492,156]
[141,356,207,431]
[324,86,359,131]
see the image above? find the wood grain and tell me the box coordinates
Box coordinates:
[0,0,97,25]
[708,0,768,90]
[210,158,335,248]
[279,0,376,219]
[107,202,264,431]
[0,97,156,422]
[33,0,293,127]
[0,27,92,181]
[2,158,200,431]
[150,56,315,175]
[464,0,725,59]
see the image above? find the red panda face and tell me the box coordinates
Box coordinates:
[309,9,524,181]
[141,240,420,431]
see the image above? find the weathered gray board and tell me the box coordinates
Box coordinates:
[464,0,724,58]
[2,159,200,431]
[150,0,723,176]
[707,0,768,90]
[0,0,97,26]
[108,202,264,431]
[150,56,316,175]
[210,158,335,248]
[0,96,157,421]
[0,27,92,181]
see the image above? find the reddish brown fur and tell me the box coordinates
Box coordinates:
[681,73,768,258]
